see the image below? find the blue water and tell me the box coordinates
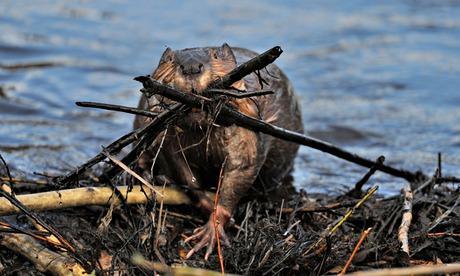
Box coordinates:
[1,0,459,195]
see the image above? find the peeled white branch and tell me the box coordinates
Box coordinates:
[398,182,413,255]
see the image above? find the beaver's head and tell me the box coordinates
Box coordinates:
[150,44,257,128]
[152,43,245,93]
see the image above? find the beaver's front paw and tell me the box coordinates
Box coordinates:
[184,206,231,260]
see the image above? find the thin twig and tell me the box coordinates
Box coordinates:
[347,156,385,197]
[214,157,227,275]
[425,195,460,233]
[278,199,284,224]
[150,128,168,177]
[438,152,442,178]
[413,177,435,194]
[436,176,460,184]
[281,200,359,214]
[103,151,163,197]
[154,182,167,265]
[0,154,14,190]
[206,89,274,98]
[304,186,378,256]
[76,101,160,117]
[339,227,372,275]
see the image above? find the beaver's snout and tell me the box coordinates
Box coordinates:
[174,58,213,93]
[180,63,204,75]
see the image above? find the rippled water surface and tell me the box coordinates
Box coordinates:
[1,0,459,195]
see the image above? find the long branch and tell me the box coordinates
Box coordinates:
[135,77,420,182]
[0,185,194,216]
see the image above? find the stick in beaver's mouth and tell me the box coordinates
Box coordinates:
[136,76,422,182]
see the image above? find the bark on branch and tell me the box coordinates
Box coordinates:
[135,77,419,182]
[0,185,198,216]
[206,89,274,98]
[0,233,87,275]
[209,46,283,89]
[76,101,159,117]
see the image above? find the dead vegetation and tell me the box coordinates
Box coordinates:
[0,164,458,275]
[0,46,459,275]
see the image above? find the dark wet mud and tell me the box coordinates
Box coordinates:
[0,168,458,275]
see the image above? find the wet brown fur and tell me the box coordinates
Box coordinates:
[134,44,303,214]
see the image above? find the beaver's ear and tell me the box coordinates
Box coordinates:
[220,43,236,61]
[153,47,176,82]
[160,47,174,63]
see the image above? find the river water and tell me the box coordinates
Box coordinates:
[1,0,459,195]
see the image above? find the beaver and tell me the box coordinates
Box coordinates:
[134,43,303,259]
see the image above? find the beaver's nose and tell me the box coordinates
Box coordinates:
[180,63,204,75]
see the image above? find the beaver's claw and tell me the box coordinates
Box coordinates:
[184,218,231,260]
